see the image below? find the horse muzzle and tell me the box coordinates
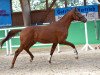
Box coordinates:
[82,18,87,23]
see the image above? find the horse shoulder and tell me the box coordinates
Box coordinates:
[55,28,68,42]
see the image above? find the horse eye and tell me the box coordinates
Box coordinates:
[75,12,78,14]
[75,12,78,16]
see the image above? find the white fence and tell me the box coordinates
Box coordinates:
[0,28,9,55]
[0,27,60,55]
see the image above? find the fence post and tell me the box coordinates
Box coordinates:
[8,29,13,55]
[81,23,94,51]
[5,29,9,55]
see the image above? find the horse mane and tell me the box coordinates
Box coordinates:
[59,7,78,22]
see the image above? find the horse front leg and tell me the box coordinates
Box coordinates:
[60,41,78,59]
[24,42,36,62]
[49,43,57,63]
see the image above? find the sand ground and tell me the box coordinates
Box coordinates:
[0,45,100,75]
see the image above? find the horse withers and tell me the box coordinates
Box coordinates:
[0,8,87,68]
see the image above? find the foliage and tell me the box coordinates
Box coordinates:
[12,0,97,12]
[12,0,22,12]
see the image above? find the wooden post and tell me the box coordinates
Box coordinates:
[41,0,56,22]
[84,0,86,6]
[46,0,48,10]
[20,0,31,26]
[65,0,67,7]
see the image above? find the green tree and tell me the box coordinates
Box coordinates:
[12,0,22,12]
[12,0,96,12]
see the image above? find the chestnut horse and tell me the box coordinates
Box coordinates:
[0,8,87,68]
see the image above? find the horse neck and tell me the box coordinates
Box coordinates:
[58,13,74,30]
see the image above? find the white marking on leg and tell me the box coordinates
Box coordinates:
[48,55,51,61]
[74,49,78,59]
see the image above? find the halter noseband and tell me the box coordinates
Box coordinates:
[74,11,83,20]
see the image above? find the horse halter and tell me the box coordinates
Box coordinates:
[74,11,84,20]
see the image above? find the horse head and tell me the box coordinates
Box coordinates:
[72,7,87,23]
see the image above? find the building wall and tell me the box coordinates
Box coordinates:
[12,5,100,26]
[12,9,55,26]
[12,12,23,26]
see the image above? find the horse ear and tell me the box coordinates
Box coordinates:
[73,7,78,13]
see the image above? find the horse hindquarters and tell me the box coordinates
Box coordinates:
[20,28,36,49]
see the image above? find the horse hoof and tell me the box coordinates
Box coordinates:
[49,60,51,64]
[75,57,78,59]
[30,59,33,62]
[10,66,14,69]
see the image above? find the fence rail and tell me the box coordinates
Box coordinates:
[0,20,99,55]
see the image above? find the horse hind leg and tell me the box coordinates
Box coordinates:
[24,42,36,62]
[11,46,23,69]
[60,41,78,59]
[25,49,34,62]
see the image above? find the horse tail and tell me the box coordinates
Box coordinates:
[0,29,22,48]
